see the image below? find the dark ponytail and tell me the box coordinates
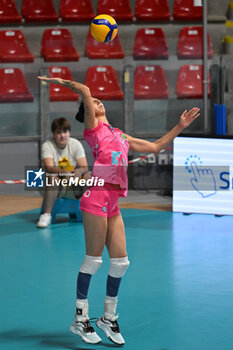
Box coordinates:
[75,101,84,123]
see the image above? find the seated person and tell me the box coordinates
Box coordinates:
[37,117,90,228]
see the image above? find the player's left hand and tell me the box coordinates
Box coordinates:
[179,107,200,129]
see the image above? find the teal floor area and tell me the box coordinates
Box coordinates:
[0,208,233,350]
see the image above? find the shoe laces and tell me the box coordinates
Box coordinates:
[103,315,120,333]
[80,318,96,333]
[110,319,120,333]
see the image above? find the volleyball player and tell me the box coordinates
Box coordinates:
[38,76,200,345]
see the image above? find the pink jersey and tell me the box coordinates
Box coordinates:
[84,121,129,197]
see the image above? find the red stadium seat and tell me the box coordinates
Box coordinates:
[41,29,79,62]
[135,0,170,21]
[59,0,95,22]
[86,31,124,59]
[0,0,22,23]
[85,66,123,100]
[0,68,34,102]
[173,0,203,21]
[97,0,133,22]
[48,67,79,101]
[176,65,210,98]
[134,65,168,99]
[133,28,168,60]
[177,26,213,59]
[0,30,34,63]
[22,0,59,22]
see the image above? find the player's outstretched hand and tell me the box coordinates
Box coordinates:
[179,107,200,129]
[38,76,65,85]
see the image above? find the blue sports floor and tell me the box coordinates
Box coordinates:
[0,208,233,350]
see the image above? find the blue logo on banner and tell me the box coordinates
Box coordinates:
[185,155,216,198]
[26,168,45,188]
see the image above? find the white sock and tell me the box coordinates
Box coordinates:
[104,296,118,320]
[76,299,89,321]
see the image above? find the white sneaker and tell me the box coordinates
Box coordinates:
[70,319,102,344]
[37,213,51,228]
[96,315,125,345]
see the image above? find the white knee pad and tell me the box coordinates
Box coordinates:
[79,255,103,275]
[108,256,130,278]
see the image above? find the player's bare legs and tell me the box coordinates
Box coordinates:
[70,212,107,344]
[96,213,129,345]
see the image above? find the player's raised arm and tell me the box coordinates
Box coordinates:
[125,107,200,153]
[38,77,97,129]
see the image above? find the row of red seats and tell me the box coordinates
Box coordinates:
[0,27,213,63]
[135,65,210,99]
[0,65,210,103]
[134,27,213,59]
[0,0,203,23]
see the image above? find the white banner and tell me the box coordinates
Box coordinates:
[173,137,233,215]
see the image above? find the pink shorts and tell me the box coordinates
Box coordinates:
[80,183,122,218]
